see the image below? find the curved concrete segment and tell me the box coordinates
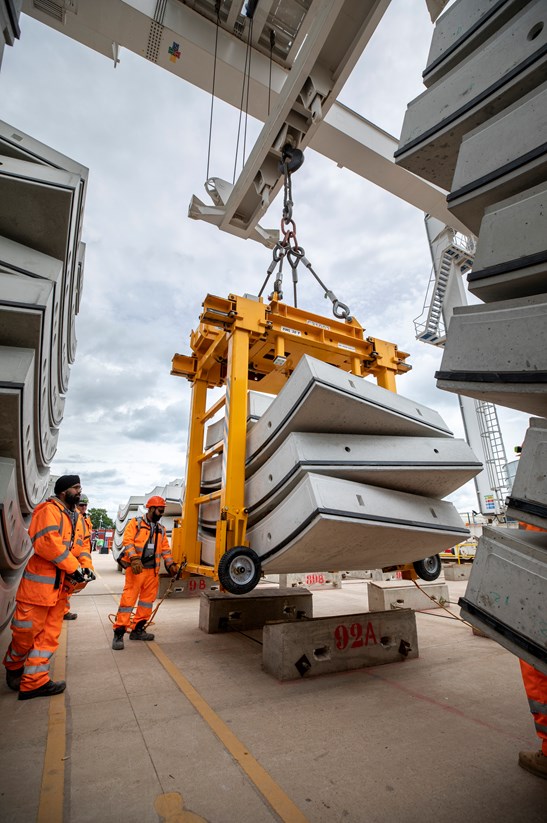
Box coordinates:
[436,294,547,417]
[0,346,50,513]
[0,457,32,570]
[423,0,528,88]
[201,474,469,571]
[395,1,547,189]
[202,355,453,488]
[447,82,547,234]
[467,182,547,302]
[199,433,482,527]
[205,391,274,449]
[506,417,547,529]
[459,526,547,673]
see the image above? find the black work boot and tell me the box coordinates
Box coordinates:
[18,680,66,700]
[5,666,24,692]
[112,628,125,650]
[129,620,155,641]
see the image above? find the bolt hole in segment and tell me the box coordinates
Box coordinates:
[313,646,330,661]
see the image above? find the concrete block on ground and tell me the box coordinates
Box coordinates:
[468,183,547,302]
[199,587,312,634]
[447,82,547,234]
[395,1,547,190]
[367,580,449,612]
[262,608,418,681]
[435,294,547,417]
[506,417,547,529]
[444,563,472,581]
[264,571,341,589]
[158,573,219,599]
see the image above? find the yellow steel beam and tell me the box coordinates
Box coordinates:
[216,326,250,557]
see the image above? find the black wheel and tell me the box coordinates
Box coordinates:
[218,547,261,595]
[413,554,441,582]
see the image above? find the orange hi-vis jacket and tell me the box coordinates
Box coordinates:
[81,514,93,560]
[19,497,89,607]
[121,516,174,574]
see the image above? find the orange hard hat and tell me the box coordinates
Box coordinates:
[146,496,166,508]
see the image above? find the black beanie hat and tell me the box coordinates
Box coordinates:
[54,475,80,495]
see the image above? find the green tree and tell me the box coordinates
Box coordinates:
[88,508,114,529]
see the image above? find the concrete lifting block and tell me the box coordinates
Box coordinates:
[158,573,219,599]
[423,0,529,88]
[506,417,547,529]
[468,182,547,302]
[459,526,547,674]
[436,294,547,417]
[447,82,547,234]
[262,609,418,681]
[444,563,472,581]
[276,571,341,589]
[199,587,312,634]
[367,580,450,612]
[395,1,547,191]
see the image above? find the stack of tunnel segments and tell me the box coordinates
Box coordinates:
[0,120,88,627]
[395,1,547,671]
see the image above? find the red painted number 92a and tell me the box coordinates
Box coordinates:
[334,621,377,651]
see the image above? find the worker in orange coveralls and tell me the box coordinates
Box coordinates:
[3,475,96,699]
[517,521,547,779]
[63,493,94,621]
[111,496,179,650]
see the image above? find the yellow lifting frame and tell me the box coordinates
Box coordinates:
[170,292,410,580]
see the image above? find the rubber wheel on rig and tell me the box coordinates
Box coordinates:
[413,554,442,582]
[217,547,262,595]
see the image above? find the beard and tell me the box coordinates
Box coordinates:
[150,512,162,523]
[65,491,81,507]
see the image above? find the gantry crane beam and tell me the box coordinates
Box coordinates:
[22,0,471,244]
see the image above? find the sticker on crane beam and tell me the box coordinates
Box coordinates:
[281,326,302,336]
[338,343,356,352]
[306,320,331,330]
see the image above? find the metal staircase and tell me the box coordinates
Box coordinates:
[416,218,509,516]
[475,400,510,514]
[414,231,475,346]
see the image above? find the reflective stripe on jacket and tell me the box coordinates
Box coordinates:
[77,514,94,569]
[18,498,83,606]
[121,516,174,574]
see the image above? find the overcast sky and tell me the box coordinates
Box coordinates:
[1,4,530,519]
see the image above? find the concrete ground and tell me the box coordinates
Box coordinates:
[0,553,545,823]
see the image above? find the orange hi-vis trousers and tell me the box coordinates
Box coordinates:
[520,660,547,755]
[113,567,160,631]
[3,595,68,692]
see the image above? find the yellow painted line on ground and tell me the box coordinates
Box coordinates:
[149,642,309,823]
[37,622,67,823]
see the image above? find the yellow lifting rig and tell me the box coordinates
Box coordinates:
[170,149,413,592]
[170,291,410,588]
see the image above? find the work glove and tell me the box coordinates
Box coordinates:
[81,568,96,582]
[168,563,180,578]
[130,557,143,575]
[69,567,86,584]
